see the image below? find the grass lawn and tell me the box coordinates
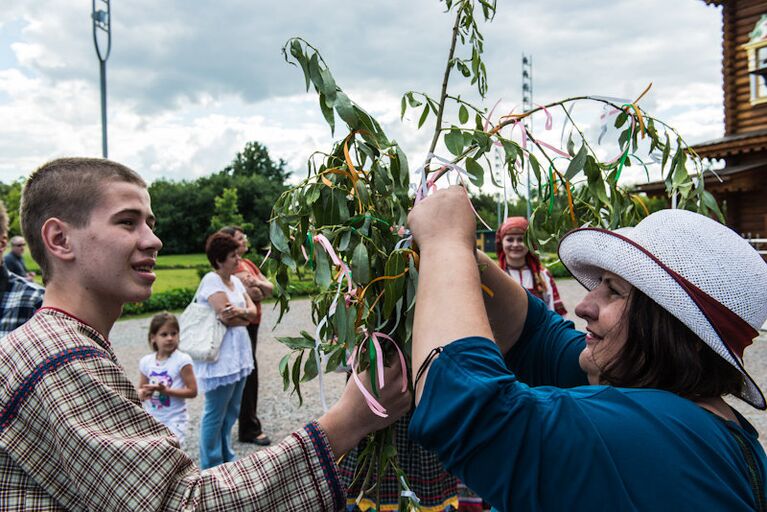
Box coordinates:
[155,253,209,268]
[23,253,205,290]
[152,268,201,293]
[23,252,210,272]
[23,253,40,273]
[28,267,201,292]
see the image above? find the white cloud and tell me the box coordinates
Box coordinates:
[0,0,728,189]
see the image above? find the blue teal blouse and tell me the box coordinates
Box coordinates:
[409,293,765,511]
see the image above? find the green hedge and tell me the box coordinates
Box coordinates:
[123,287,197,316]
[121,280,320,317]
[285,280,319,296]
[542,258,571,278]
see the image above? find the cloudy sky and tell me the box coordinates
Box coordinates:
[0,0,725,188]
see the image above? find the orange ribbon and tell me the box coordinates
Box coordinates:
[358,269,409,302]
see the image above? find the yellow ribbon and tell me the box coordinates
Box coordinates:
[358,269,409,302]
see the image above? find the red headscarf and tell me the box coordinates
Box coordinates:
[495,216,546,294]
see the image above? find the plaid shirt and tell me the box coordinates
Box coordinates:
[0,308,345,511]
[0,266,43,338]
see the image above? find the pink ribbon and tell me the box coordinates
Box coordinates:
[313,234,353,292]
[536,140,571,159]
[370,332,408,393]
[483,98,503,132]
[510,119,528,149]
[537,103,553,131]
[347,330,409,417]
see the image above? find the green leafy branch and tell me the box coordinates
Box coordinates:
[269,1,721,509]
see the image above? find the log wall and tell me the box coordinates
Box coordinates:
[721,0,767,135]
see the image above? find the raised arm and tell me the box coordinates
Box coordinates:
[408,186,493,403]
[476,251,529,356]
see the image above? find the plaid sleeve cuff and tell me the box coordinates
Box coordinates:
[304,421,345,511]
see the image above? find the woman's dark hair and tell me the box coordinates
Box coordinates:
[600,287,744,401]
[205,232,240,269]
[147,312,179,351]
[219,226,243,237]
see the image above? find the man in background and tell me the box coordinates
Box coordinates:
[0,208,43,337]
[5,235,36,281]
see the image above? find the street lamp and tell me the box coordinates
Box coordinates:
[92,0,111,158]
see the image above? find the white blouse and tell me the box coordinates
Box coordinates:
[192,272,254,392]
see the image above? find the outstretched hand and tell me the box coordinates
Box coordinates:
[318,357,411,458]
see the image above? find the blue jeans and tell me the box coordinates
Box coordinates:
[199,377,246,469]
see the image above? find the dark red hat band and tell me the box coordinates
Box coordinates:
[576,228,757,359]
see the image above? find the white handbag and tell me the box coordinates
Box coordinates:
[178,286,226,362]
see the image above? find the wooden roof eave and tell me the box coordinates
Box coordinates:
[633,161,765,196]
[691,130,767,158]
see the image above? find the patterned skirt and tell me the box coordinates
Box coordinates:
[339,411,458,511]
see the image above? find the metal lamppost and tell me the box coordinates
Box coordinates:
[92,0,111,158]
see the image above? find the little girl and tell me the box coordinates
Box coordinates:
[138,312,198,447]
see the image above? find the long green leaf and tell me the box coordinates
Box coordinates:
[291,351,304,405]
[276,336,315,350]
[418,103,430,129]
[352,242,370,283]
[314,243,331,288]
[465,157,484,187]
[302,349,319,382]
[564,144,588,181]
[279,354,291,391]
[269,221,289,253]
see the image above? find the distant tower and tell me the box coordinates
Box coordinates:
[494,145,504,227]
[522,54,533,219]
[92,0,112,158]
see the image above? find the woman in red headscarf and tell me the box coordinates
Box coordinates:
[495,216,567,316]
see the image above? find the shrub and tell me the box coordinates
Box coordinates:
[543,257,571,278]
[122,288,196,316]
[285,280,320,296]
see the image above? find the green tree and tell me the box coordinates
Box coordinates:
[149,141,290,255]
[149,179,215,254]
[210,187,250,232]
[223,141,291,183]
[1,180,23,236]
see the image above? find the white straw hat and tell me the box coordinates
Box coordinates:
[558,209,767,409]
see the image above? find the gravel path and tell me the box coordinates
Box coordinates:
[111,299,346,464]
[110,278,767,462]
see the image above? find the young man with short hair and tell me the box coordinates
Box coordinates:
[0,157,409,511]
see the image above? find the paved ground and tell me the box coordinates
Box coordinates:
[110,278,767,463]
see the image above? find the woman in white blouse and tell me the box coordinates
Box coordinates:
[194,232,259,469]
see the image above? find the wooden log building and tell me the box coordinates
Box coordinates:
[637,0,767,237]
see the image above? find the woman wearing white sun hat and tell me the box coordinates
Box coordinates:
[406,186,767,512]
